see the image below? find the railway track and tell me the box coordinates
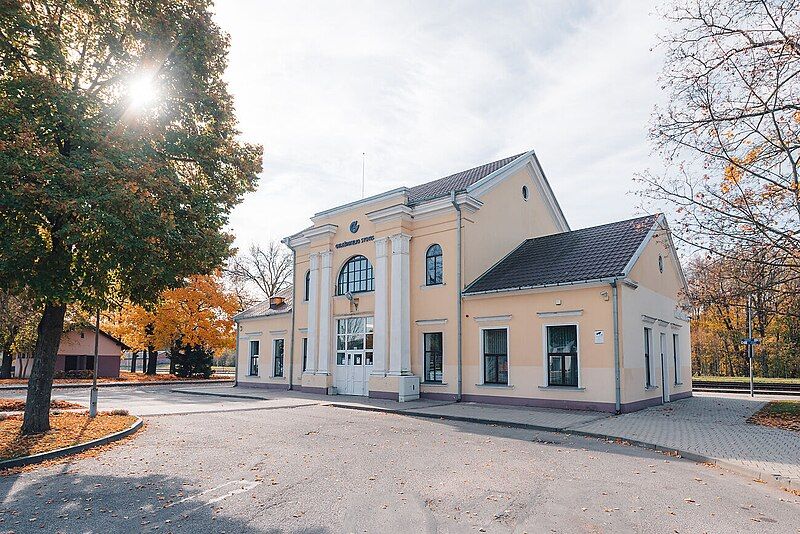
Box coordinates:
[692,379,800,396]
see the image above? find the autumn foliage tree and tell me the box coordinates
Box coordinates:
[0,1,261,434]
[640,0,800,276]
[107,274,239,377]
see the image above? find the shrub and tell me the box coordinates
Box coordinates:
[170,343,213,379]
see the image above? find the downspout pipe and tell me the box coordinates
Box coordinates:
[286,244,297,390]
[611,279,621,414]
[450,191,463,402]
[233,321,239,387]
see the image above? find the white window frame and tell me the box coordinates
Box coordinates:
[672,333,681,385]
[540,323,581,388]
[248,339,260,376]
[643,327,653,388]
[419,330,445,384]
[272,338,285,378]
[479,326,510,386]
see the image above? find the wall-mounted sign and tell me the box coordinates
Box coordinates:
[349,220,360,234]
[335,235,374,249]
[594,330,604,344]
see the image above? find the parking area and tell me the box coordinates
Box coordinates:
[1,387,798,533]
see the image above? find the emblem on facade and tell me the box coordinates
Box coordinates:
[349,220,360,234]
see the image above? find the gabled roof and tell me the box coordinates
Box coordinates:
[407,152,527,205]
[233,286,293,321]
[463,214,661,295]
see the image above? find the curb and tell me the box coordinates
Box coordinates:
[327,402,568,433]
[170,388,271,401]
[327,402,796,491]
[0,379,233,392]
[0,417,144,470]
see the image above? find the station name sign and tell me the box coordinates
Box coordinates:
[335,235,375,249]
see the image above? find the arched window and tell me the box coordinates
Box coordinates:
[426,244,443,286]
[337,255,374,295]
[304,271,310,301]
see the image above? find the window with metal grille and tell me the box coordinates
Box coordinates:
[304,271,310,301]
[424,332,443,383]
[482,328,508,385]
[337,255,374,295]
[547,325,578,387]
[302,337,308,372]
[425,244,443,285]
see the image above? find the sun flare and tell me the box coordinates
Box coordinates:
[128,75,158,109]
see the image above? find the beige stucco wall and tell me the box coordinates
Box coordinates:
[236,312,293,387]
[463,165,564,283]
[59,330,122,357]
[461,285,618,408]
[620,235,691,405]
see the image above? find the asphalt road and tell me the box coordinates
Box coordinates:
[1,388,798,533]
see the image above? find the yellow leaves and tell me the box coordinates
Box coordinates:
[721,148,761,194]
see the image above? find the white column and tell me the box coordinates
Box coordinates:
[305,252,319,374]
[389,233,411,375]
[372,237,389,375]
[317,250,333,375]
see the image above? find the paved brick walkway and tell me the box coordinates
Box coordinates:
[570,395,800,487]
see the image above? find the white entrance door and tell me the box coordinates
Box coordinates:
[660,333,670,403]
[335,317,374,396]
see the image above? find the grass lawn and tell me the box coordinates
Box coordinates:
[693,375,800,385]
[0,398,83,412]
[0,371,227,386]
[747,401,800,432]
[0,412,137,461]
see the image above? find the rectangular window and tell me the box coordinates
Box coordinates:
[482,328,508,385]
[302,337,308,372]
[547,325,578,387]
[249,340,259,376]
[273,339,284,377]
[673,333,679,385]
[423,332,443,383]
[643,328,652,387]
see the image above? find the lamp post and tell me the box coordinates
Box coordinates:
[89,309,100,417]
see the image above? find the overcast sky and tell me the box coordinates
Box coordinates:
[213,0,667,249]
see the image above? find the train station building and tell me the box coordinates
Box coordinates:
[234,150,692,412]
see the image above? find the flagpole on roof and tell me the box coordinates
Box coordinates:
[361,152,366,199]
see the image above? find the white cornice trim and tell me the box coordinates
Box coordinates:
[536,310,583,318]
[366,204,413,223]
[303,224,338,240]
[473,314,512,323]
[415,319,448,325]
[269,329,288,335]
[298,327,308,333]
[411,192,483,220]
[311,188,409,221]
[642,314,657,324]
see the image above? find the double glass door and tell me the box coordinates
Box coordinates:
[335,317,374,395]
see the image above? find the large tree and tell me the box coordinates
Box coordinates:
[0,1,262,434]
[641,0,800,275]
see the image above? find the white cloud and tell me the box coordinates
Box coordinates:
[214,0,666,248]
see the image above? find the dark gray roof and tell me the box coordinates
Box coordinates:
[463,214,660,294]
[233,286,293,321]
[407,152,527,204]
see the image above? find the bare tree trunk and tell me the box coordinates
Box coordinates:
[22,302,67,435]
[0,343,12,379]
[130,350,138,373]
[146,346,157,375]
